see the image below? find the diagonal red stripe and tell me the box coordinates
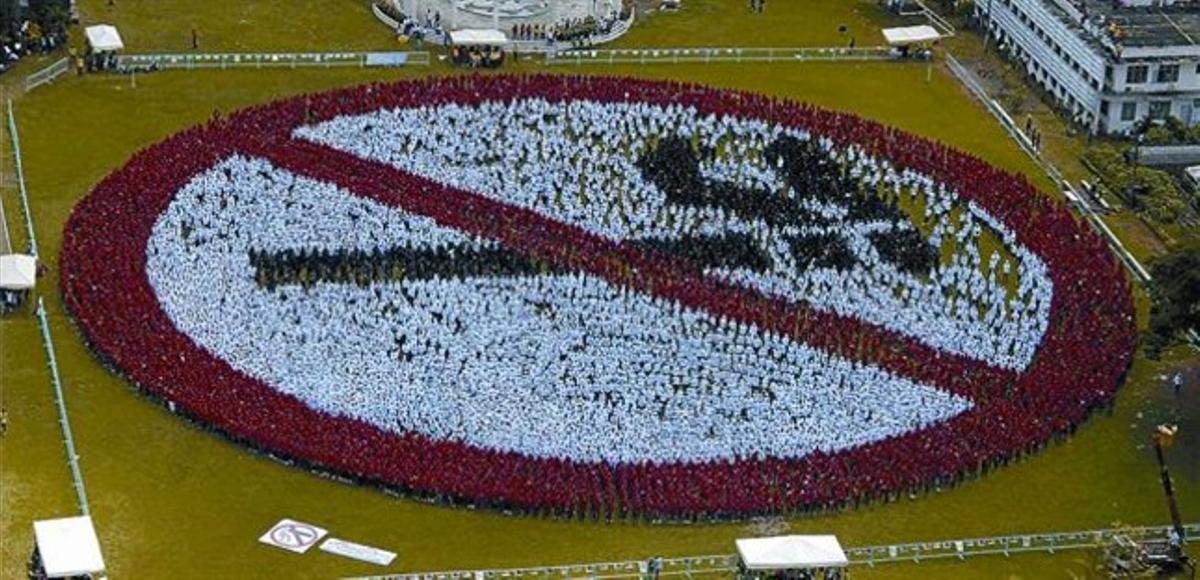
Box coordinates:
[240,134,1015,401]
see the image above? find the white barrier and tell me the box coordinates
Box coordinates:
[6,99,37,256]
[36,297,92,516]
[24,57,70,93]
[546,46,894,65]
[116,51,431,70]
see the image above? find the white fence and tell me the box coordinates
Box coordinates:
[347,523,1196,580]
[116,51,431,70]
[545,46,894,66]
[36,298,92,515]
[6,99,37,256]
[24,57,70,93]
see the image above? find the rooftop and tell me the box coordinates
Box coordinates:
[1045,0,1200,57]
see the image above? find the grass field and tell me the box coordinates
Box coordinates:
[1,1,1197,579]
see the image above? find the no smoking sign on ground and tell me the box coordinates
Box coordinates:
[60,75,1136,517]
[258,519,328,554]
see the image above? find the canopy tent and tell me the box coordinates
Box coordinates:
[0,253,36,290]
[881,25,941,47]
[84,24,124,52]
[33,516,106,578]
[736,535,849,571]
[448,28,508,46]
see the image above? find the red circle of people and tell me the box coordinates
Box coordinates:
[59,74,1136,519]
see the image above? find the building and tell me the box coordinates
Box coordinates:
[978,0,1200,135]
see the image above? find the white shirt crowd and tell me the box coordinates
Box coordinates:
[144,99,1055,465]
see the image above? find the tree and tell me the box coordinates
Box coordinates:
[28,0,68,33]
[1147,246,1200,357]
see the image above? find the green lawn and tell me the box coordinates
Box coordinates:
[76,0,396,52]
[614,0,915,49]
[0,2,1196,579]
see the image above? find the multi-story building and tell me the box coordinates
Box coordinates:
[978,0,1200,135]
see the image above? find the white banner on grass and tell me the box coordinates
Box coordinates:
[258,519,328,554]
[320,538,397,566]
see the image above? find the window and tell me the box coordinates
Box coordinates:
[1149,100,1171,119]
[1126,65,1149,84]
[1121,102,1137,121]
[1156,64,1180,83]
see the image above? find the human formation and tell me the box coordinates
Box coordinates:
[296,98,1051,371]
[61,75,1136,519]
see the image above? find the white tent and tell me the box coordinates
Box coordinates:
[33,516,106,578]
[85,24,124,52]
[0,253,36,290]
[736,535,849,570]
[882,25,941,47]
[449,28,508,46]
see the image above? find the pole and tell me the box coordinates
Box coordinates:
[1154,437,1186,552]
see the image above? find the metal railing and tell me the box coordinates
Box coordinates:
[6,99,37,256]
[115,50,431,70]
[347,523,1196,580]
[546,46,894,65]
[36,298,92,515]
[24,57,71,93]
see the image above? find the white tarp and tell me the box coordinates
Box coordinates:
[320,538,397,566]
[85,24,124,52]
[33,516,106,578]
[0,254,36,290]
[882,25,941,46]
[736,535,849,570]
[449,29,508,46]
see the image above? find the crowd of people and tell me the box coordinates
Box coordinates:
[61,75,1136,519]
[450,44,505,68]
[0,20,68,76]
[511,16,604,44]
[294,96,1052,371]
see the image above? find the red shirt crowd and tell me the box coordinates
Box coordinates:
[59,74,1137,520]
